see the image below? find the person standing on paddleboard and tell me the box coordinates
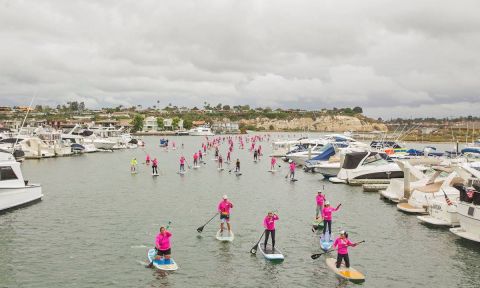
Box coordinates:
[218,195,233,233]
[322,202,341,237]
[254,149,258,161]
[198,150,203,162]
[147,226,173,267]
[152,157,158,175]
[270,157,277,170]
[227,150,231,163]
[235,158,240,172]
[146,154,151,165]
[218,155,223,169]
[179,156,186,172]
[316,191,326,219]
[130,158,138,173]
[193,152,199,167]
[289,160,296,179]
[333,231,357,268]
[263,211,279,250]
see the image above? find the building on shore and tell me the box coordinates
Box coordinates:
[212,122,240,134]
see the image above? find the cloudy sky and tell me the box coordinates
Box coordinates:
[0,0,479,119]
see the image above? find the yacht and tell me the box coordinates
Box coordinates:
[189,126,214,136]
[396,168,464,214]
[0,150,43,212]
[330,151,403,184]
[0,137,55,159]
[450,164,480,242]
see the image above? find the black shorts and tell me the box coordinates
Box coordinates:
[156,248,171,256]
[220,213,230,220]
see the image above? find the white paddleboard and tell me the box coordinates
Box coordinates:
[193,165,200,169]
[268,170,277,173]
[147,249,178,271]
[218,168,224,171]
[258,243,284,261]
[177,171,187,175]
[325,258,365,283]
[235,172,242,176]
[215,230,234,242]
[320,234,333,251]
[152,173,159,177]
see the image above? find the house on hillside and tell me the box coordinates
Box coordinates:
[143,116,158,132]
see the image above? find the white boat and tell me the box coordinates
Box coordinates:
[380,159,442,203]
[450,163,480,242]
[0,150,43,212]
[331,151,403,184]
[188,126,214,136]
[397,168,464,214]
[417,197,460,227]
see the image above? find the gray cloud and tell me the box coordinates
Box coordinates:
[0,0,479,118]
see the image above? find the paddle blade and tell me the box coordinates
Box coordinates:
[197,226,204,233]
[250,244,259,254]
[311,253,322,260]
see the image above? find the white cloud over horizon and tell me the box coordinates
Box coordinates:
[0,0,479,119]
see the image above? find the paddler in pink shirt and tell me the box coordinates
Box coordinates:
[322,202,341,237]
[179,156,186,172]
[218,195,233,233]
[193,152,199,167]
[263,211,279,250]
[270,157,277,170]
[147,226,172,267]
[333,231,357,268]
[316,191,326,219]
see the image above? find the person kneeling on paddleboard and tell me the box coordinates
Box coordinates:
[147,226,172,267]
[218,195,233,233]
[263,211,279,251]
[316,191,326,219]
[333,231,357,269]
[322,202,341,237]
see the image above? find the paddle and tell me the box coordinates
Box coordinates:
[250,230,266,254]
[311,240,365,260]
[196,213,219,233]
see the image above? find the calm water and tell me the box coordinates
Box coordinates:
[1,135,479,288]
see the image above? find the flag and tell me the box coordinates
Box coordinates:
[442,189,453,206]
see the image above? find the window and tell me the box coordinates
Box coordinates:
[0,166,18,181]
[362,154,388,166]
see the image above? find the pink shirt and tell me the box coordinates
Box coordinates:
[180,157,185,164]
[271,158,276,165]
[193,153,198,160]
[263,215,279,230]
[316,194,326,206]
[218,200,233,214]
[289,162,296,171]
[333,237,353,255]
[322,206,339,220]
[152,159,158,166]
[155,231,172,251]
[146,155,150,161]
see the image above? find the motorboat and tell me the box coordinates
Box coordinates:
[462,139,480,159]
[0,150,43,212]
[330,151,403,184]
[189,126,214,136]
[397,167,464,215]
[0,137,55,159]
[450,163,480,242]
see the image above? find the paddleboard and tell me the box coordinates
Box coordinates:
[193,165,200,169]
[215,230,234,242]
[152,173,159,177]
[225,161,231,164]
[131,171,138,174]
[212,158,218,161]
[235,172,242,176]
[177,171,187,175]
[320,234,333,251]
[290,178,298,182]
[268,169,277,173]
[258,243,284,261]
[312,218,324,229]
[218,168,224,171]
[147,249,178,271]
[325,258,365,283]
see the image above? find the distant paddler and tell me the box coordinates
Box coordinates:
[198,150,203,162]
[146,226,173,268]
[218,195,233,233]
[322,202,341,237]
[145,154,151,165]
[235,158,240,172]
[254,149,258,161]
[215,147,219,159]
[333,231,358,269]
[226,150,231,163]
[152,157,158,175]
[179,155,186,172]
[270,157,277,170]
[130,158,138,173]
[263,211,279,250]
[218,155,224,169]
[316,190,326,219]
[193,152,199,167]
[289,160,296,179]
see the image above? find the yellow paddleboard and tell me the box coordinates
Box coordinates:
[325,257,365,283]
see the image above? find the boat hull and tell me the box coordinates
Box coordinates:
[0,185,43,212]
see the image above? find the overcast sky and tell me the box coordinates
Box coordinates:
[0,0,479,119]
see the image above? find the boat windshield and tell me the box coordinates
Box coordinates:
[362,154,389,166]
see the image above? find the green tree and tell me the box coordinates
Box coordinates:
[156,117,164,130]
[131,114,144,132]
[352,106,363,114]
[172,117,180,128]
[222,105,230,111]
[183,118,193,129]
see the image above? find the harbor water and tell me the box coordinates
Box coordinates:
[1,136,479,288]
